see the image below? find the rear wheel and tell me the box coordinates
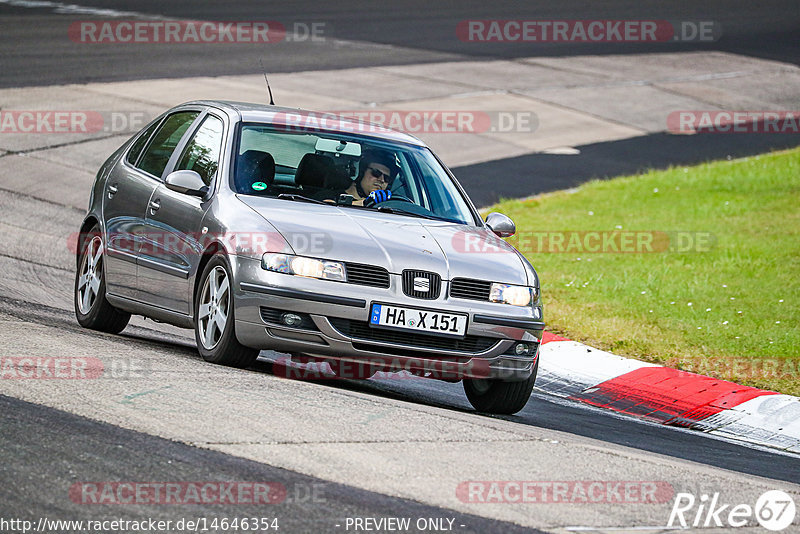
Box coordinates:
[194,253,259,368]
[74,226,130,334]
[463,359,538,415]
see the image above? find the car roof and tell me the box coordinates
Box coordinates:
[184,100,428,147]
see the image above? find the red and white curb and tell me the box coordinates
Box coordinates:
[537,333,800,454]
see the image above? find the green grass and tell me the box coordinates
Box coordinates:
[488,148,800,395]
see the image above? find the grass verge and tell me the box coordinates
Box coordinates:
[488,147,800,395]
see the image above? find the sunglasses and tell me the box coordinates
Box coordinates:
[367,166,392,182]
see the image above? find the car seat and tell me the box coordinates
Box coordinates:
[235,150,275,193]
[294,153,335,190]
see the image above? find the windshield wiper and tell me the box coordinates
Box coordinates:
[375,206,454,222]
[277,194,327,205]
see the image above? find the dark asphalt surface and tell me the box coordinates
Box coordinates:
[339,379,800,487]
[0,0,798,88]
[3,296,800,491]
[0,394,543,533]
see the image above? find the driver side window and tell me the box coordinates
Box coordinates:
[175,115,225,185]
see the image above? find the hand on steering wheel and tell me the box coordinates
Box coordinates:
[364,190,414,207]
[368,189,392,205]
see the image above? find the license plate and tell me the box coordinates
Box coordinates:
[369,303,467,337]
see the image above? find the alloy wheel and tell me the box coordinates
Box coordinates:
[77,236,103,314]
[198,266,230,349]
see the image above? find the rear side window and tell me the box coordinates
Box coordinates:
[175,115,224,185]
[137,111,200,178]
[125,119,162,166]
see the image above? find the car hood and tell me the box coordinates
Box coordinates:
[238,197,528,285]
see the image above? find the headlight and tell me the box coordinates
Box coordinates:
[262,253,345,282]
[490,283,537,306]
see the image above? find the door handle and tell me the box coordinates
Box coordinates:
[107,183,118,198]
[148,199,161,213]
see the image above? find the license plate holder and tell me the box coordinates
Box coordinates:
[369,303,468,338]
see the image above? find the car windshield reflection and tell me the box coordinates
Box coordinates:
[233,125,477,226]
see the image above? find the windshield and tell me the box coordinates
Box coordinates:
[233,124,478,225]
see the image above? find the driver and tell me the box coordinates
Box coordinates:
[339,148,400,206]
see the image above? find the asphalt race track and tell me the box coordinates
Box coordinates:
[1,0,799,87]
[1,2,799,533]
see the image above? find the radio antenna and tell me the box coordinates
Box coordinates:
[259,58,275,105]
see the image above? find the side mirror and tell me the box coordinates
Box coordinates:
[485,212,516,237]
[165,170,208,197]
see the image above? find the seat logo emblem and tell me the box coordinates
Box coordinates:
[413,277,430,292]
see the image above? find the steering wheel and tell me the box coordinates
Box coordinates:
[364,194,414,208]
[384,195,414,204]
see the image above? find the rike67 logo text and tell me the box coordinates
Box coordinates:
[668,490,796,531]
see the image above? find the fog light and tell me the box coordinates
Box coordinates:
[514,343,531,356]
[281,313,302,327]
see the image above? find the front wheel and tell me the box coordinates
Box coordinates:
[463,359,538,415]
[194,253,259,368]
[74,226,131,333]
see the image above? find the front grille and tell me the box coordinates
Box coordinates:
[450,278,492,301]
[345,262,390,288]
[260,307,319,331]
[402,270,441,300]
[328,318,497,354]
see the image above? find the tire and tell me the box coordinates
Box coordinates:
[463,358,538,415]
[194,253,259,368]
[74,226,131,334]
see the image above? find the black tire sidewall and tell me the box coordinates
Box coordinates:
[463,356,539,414]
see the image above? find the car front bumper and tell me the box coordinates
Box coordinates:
[231,257,544,381]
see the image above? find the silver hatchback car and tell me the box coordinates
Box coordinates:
[74,101,544,414]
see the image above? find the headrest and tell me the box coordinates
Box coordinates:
[236,150,275,193]
[295,153,335,189]
[325,166,354,190]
